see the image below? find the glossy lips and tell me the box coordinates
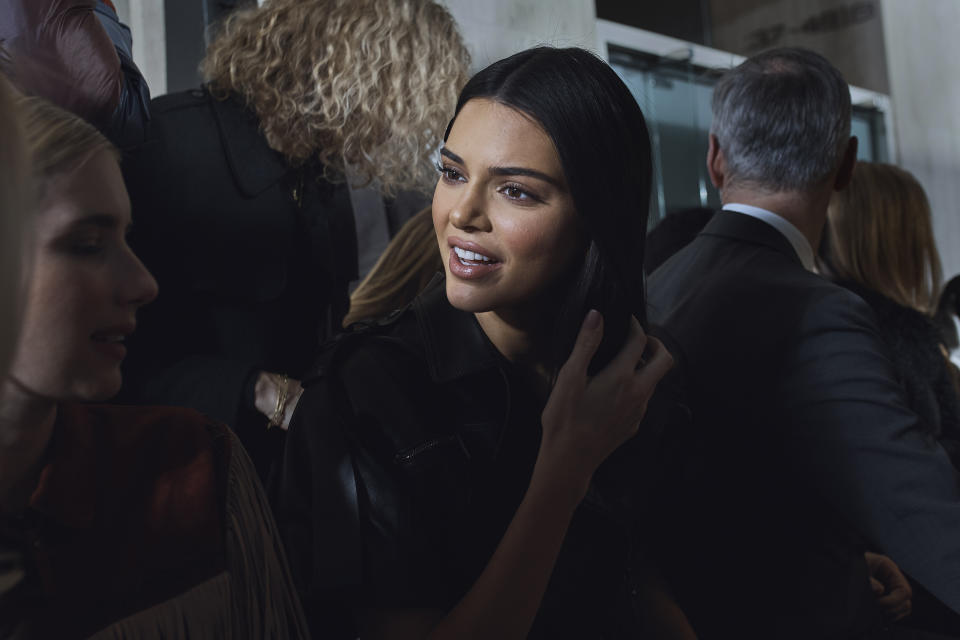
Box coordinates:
[447,239,502,280]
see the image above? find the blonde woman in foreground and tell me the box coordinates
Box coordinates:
[0,96,308,638]
[0,72,32,632]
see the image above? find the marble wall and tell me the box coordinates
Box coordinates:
[439,0,598,71]
[709,0,889,94]
[117,0,167,96]
[881,0,960,280]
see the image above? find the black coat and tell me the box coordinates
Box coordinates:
[648,211,960,639]
[271,276,685,639]
[839,281,960,465]
[120,88,357,475]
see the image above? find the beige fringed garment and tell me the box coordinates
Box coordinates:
[89,431,310,640]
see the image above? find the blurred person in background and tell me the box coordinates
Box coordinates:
[0,0,151,148]
[643,207,715,275]
[342,207,443,328]
[822,161,960,466]
[119,0,470,479]
[648,48,960,638]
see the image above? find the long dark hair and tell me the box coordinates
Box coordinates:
[444,47,653,374]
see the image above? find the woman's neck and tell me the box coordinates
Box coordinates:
[0,377,57,515]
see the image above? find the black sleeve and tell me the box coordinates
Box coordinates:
[119,108,259,433]
[271,367,364,638]
[271,336,458,636]
[777,289,960,616]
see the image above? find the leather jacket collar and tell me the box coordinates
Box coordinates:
[412,275,503,384]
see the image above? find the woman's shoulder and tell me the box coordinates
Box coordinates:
[290,278,507,462]
[59,402,229,462]
[304,278,472,399]
[26,405,231,635]
[138,87,225,154]
[55,403,231,524]
[838,281,929,329]
[293,302,439,459]
[50,404,309,638]
[302,277,505,424]
[69,401,226,444]
[311,303,429,391]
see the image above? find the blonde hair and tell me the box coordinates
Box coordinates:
[343,207,442,326]
[3,97,117,373]
[201,0,470,195]
[0,74,29,376]
[17,96,118,192]
[826,162,943,312]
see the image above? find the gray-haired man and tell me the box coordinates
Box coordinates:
[649,48,960,638]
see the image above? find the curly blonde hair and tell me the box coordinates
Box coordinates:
[202,0,469,195]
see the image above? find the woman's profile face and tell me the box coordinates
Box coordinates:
[433,98,582,316]
[9,150,157,402]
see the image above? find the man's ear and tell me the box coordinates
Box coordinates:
[707,134,725,190]
[833,136,858,191]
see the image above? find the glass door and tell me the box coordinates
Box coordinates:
[609,45,890,227]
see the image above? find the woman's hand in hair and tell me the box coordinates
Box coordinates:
[539,311,673,500]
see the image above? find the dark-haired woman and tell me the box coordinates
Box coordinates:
[272,47,687,639]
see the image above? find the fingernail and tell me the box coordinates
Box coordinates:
[584,309,601,329]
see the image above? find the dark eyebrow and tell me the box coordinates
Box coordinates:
[440,146,563,189]
[489,166,562,189]
[440,147,464,164]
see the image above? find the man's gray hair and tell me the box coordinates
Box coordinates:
[710,47,852,192]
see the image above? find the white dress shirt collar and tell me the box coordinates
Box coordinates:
[722,203,816,271]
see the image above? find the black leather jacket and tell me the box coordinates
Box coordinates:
[271,276,683,638]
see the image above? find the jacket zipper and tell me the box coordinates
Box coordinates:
[394,435,458,465]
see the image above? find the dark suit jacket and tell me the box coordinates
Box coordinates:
[648,211,960,639]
